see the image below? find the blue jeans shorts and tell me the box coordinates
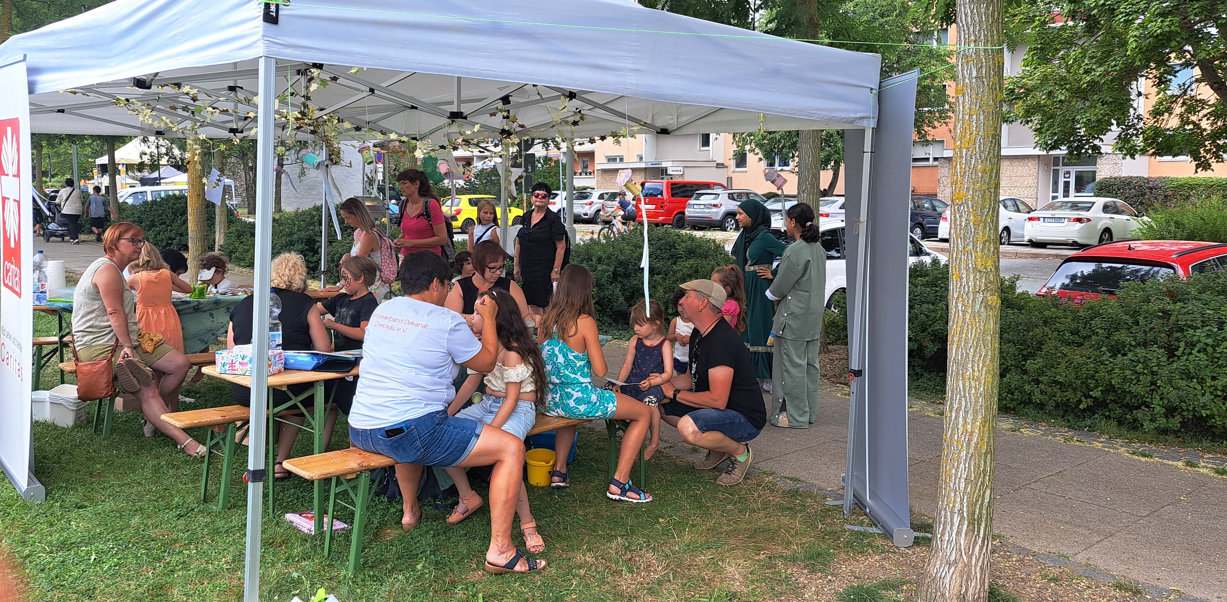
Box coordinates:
[456,395,537,441]
[349,410,484,467]
[668,405,761,444]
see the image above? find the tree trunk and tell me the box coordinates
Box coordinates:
[33,143,43,194]
[796,130,822,205]
[0,0,13,44]
[916,0,1004,600]
[186,140,207,283]
[274,154,284,213]
[214,148,227,251]
[106,138,119,218]
[823,161,842,197]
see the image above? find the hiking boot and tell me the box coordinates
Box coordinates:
[716,445,753,486]
[694,449,729,470]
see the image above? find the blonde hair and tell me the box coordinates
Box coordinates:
[270,252,308,292]
[475,199,499,225]
[128,241,168,274]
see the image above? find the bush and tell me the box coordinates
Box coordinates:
[220,206,353,273]
[1134,196,1227,243]
[1096,176,1227,212]
[569,225,733,329]
[119,194,243,254]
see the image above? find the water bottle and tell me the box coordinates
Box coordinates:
[269,288,283,351]
[32,251,48,305]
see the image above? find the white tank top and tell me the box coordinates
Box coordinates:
[673,319,694,363]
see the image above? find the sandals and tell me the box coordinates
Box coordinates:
[447,493,484,525]
[521,522,545,554]
[178,438,206,458]
[548,471,570,489]
[114,357,154,393]
[273,461,291,480]
[607,478,653,503]
[483,548,545,574]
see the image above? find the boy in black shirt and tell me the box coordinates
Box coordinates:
[314,256,380,449]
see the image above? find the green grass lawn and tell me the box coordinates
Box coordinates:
[1,375,893,602]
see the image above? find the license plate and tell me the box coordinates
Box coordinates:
[1043,217,1065,223]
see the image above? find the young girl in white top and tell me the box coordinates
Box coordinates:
[467,199,500,251]
[667,288,694,375]
[446,287,548,553]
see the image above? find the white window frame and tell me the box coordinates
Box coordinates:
[763,154,792,170]
[604,155,624,163]
[699,133,712,151]
[732,150,748,172]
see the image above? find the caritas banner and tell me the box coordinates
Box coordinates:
[0,58,38,500]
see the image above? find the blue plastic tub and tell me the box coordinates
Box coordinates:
[528,430,577,463]
[282,352,327,371]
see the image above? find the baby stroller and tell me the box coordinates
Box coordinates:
[34,190,71,243]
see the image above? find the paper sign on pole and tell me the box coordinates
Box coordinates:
[0,58,43,501]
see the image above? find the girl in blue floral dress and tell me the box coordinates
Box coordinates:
[537,265,657,503]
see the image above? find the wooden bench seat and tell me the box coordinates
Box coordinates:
[33,335,73,346]
[527,415,589,438]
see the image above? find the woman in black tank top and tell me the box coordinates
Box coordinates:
[445,241,531,319]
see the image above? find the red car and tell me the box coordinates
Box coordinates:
[637,180,726,229]
[1037,240,1227,303]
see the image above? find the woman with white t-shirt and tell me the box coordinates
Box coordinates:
[348,250,546,575]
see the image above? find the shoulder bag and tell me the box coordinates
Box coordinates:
[72,341,117,401]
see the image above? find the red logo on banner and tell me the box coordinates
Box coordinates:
[1,118,21,297]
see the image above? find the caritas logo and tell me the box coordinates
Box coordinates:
[1,119,21,296]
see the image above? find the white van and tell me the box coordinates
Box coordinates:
[117,185,188,205]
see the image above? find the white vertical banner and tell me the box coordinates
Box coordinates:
[0,58,40,500]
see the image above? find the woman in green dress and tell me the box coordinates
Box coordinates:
[730,198,785,389]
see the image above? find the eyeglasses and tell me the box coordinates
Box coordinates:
[486,264,505,273]
[120,237,145,245]
[532,192,549,199]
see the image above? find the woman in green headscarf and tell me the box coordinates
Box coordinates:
[730,198,785,388]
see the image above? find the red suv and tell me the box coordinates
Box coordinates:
[1037,240,1227,303]
[638,180,726,228]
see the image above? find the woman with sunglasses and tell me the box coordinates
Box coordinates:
[447,241,530,322]
[514,182,568,317]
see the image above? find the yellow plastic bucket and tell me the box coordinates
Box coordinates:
[525,448,557,487]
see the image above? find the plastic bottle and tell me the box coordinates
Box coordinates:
[32,251,48,305]
[269,288,283,351]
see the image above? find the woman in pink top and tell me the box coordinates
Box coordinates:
[392,168,449,258]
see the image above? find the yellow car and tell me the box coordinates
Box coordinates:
[441,195,525,233]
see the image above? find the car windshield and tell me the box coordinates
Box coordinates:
[764,199,793,212]
[819,199,841,208]
[1039,201,1096,212]
[693,193,720,201]
[573,191,592,201]
[1042,261,1175,294]
[641,183,665,198]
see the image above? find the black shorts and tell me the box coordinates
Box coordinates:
[90,217,106,229]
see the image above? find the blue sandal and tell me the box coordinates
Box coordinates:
[549,470,570,489]
[607,478,653,503]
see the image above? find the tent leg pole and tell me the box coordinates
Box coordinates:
[565,141,575,243]
[843,127,874,519]
[243,55,278,602]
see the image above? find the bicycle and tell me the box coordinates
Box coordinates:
[597,210,634,242]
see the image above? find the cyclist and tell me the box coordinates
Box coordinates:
[616,192,637,229]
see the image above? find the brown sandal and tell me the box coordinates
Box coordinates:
[446,493,484,525]
[521,522,545,553]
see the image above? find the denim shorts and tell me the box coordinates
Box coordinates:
[349,410,484,467]
[456,395,537,441]
[671,406,761,444]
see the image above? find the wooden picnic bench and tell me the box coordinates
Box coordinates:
[60,352,217,439]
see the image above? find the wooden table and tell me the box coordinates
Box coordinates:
[202,364,359,533]
[33,305,72,389]
[306,289,344,301]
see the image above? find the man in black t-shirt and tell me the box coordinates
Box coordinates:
[660,280,765,486]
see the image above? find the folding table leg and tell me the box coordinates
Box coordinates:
[101,395,115,439]
[201,429,216,504]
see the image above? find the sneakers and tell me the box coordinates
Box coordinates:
[694,450,729,470]
[178,394,197,404]
[716,445,753,486]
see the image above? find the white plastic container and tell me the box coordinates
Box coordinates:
[31,384,89,427]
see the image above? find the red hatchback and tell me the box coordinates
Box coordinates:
[637,180,726,229]
[1037,240,1227,302]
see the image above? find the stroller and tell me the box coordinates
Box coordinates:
[34,189,71,243]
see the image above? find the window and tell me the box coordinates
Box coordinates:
[1039,200,1095,212]
[1053,156,1097,167]
[1169,65,1195,93]
[733,151,748,171]
[699,134,712,150]
[931,199,948,212]
[821,228,843,259]
[763,154,792,169]
[641,182,665,198]
[669,183,700,199]
[1042,261,1175,294]
[636,154,644,162]
[605,155,624,163]
[912,140,945,164]
[932,28,950,46]
[1117,202,1139,217]
[580,158,590,171]
[1001,198,1020,213]
[1191,257,1226,274]
[747,192,767,203]
[127,191,147,205]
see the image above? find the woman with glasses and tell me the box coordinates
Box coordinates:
[514,182,568,317]
[71,223,196,456]
[447,241,530,322]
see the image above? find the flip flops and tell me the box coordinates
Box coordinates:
[483,548,544,574]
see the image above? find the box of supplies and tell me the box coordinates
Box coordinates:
[215,345,285,376]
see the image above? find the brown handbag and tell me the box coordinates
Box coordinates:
[72,341,117,401]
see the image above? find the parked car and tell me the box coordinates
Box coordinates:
[937,196,1034,244]
[441,194,524,233]
[685,189,768,231]
[118,185,189,205]
[1036,240,1227,302]
[817,196,846,220]
[1023,197,1147,248]
[767,196,845,228]
[909,195,948,240]
[548,191,568,217]
[638,180,727,229]
[570,189,620,223]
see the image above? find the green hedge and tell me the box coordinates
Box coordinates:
[1096,176,1227,212]
[119,194,243,254]
[905,260,1227,437]
[570,225,733,329]
[1134,196,1227,243]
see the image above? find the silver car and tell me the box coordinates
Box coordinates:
[570,189,621,223]
[685,189,768,231]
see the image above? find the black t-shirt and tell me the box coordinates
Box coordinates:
[457,276,512,314]
[230,288,316,351]
[321,291,378,351]
[515,209,569,274]
[688,318,766,429]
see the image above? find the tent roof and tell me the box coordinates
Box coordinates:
[94,137,172,165]
[0,0,882,142]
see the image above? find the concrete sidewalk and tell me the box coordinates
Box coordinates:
[33,237,254,287]
[602,343,1225,601]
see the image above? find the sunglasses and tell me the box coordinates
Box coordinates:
[532,192,549,199]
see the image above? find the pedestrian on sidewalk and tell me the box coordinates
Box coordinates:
[730,198,783,391]
[58,178,84,245]
[86,186,116,242]
[758,202,825,428]
[660,280,765,486]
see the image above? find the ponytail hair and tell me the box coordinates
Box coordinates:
[786,202,821,244]
[395,168,438,200]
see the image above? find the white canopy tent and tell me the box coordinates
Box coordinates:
[0,0,918,598]
[93,137,173,165]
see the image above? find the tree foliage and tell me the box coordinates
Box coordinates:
[1,0,110,42]
[1005,0,1227,171]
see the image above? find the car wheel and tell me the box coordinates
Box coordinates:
[1098,229,1113,244]
[511,216,522,226]
[722,214,739,232]
[1028,241,1048,248]
[910,224,925,240]
[999,227,1010,245]
[43,228,52,243]
[825,288,846,313]
[672,213,686,229]
[460,218,475,234]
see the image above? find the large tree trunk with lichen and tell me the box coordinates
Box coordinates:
[274,154,284,214]
[186,140,207,283]
[106,138,119,219]
[916,0,1004,600]
[213,148,227,251]
[0,0,13,44]
[33,143,43,194]
[796,130,822,205]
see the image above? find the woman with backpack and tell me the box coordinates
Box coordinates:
[337,197,394,300]
[393,169,454,266]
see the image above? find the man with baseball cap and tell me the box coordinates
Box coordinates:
[658,279,765,485]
